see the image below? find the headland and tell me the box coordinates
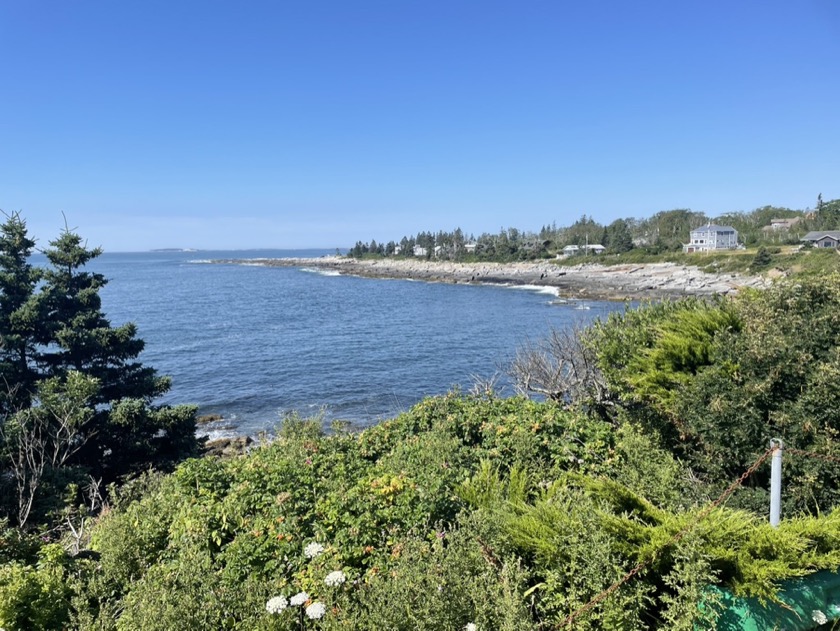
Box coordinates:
[209,256,769,300]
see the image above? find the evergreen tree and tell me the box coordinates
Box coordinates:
[37,229,167,405]
[0,221,198,512]
[752,246,772,268]
[606,218,634,253]
[453,227,465,255]
[0,213,42,414]
[817,198,840,230]
[34,228,196,480]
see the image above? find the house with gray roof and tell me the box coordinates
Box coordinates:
[560,243,605,257]
[801,231,840,249]
[683,224,739,253]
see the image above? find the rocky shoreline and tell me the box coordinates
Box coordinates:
[210,256,769,300]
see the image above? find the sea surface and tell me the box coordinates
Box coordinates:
[74,250,628,437]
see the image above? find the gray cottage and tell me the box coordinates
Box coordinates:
[683,224,739,253]
[800,231,840,249]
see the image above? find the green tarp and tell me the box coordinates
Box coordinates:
[703,571,840,630]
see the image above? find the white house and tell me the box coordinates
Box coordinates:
[413,245,428,257]
[561,244,605,257]
[683,224,739,253]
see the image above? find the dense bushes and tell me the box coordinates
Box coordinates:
[68,399,624,629]
[588,274,840,515]
[0,389,822,629]
[6,261,840,628]
[0,543,72,630]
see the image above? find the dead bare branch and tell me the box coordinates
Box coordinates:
[507,325,609,407]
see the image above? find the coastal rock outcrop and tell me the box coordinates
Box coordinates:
[209,257,769,300]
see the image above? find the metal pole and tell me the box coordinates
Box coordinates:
[769,439,784,527]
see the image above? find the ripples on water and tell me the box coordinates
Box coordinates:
[83,250,627,437]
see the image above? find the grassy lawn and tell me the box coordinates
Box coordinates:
[551,246,840,277]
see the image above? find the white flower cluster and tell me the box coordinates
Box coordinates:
[265,595,288,614]
[324,570,347,586]
[264,543,336,620]
[306,601,327,619]
[266,592,327,620]
[290,591,309,606]
[812,610,828,625]
[465,624,478,631]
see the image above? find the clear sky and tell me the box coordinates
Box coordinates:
[2,1,838,251]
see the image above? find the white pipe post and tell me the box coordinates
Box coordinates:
[769,439,784,528]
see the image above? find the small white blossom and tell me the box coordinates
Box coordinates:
[290,591,309,606]
[324,570,347,586]
[465,624,477,631]
[812,610,828,625]
[265,595,288,614]
[304,541,325,559]
[305,601,327,620]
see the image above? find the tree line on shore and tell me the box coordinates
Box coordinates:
[347,196,840,260]
[4,213,840,628]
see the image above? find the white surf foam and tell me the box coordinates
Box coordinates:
[508,284,560,297]
[300,267,342,276]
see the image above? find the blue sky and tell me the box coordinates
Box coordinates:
[2,1,838,251]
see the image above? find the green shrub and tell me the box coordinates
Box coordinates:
[0,544,71,630]
[344,521,533,631]
[72,389,840,629]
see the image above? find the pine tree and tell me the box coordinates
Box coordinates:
[606,218,634,253]
[34,228,196,479]
[0,212,42,414]
[37,229,167,405]
[0,221,198,506]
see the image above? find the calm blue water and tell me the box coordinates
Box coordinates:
[77,250,626,437]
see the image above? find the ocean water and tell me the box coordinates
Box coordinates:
[77,250,628,437]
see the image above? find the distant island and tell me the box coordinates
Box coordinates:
[150,248,199,252]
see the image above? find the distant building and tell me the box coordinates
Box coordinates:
[560,244,605,257]
[413,245,428,257]
[762,217,801,233]
[464,242,477,254]
[800,231,840,249]
[683,224,739,253]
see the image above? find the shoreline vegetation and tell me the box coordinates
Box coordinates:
[208,255,769,300]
